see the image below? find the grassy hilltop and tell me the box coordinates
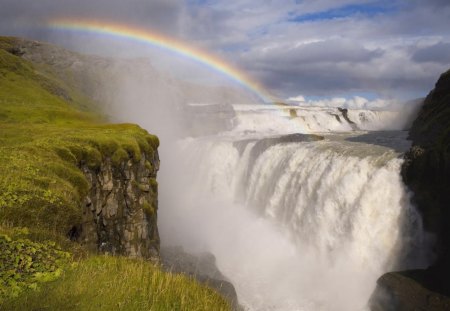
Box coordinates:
[0,37,230,310]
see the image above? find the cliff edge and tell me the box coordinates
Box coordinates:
[371,69,450,310]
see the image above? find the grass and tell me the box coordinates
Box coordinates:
[0,37,231,310]
[1,256,231,311]
[0,45,159,233]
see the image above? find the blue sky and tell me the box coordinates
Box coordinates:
[0,0,449,100]
[289,2,396,23]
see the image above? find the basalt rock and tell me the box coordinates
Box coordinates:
[75,151,160,261]
[371,69,450,309]
[370,271,450,311]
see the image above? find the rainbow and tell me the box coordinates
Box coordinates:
[47,19,277,103]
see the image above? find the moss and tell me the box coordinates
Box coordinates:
[136,183,148,192]
[149,178,158,192]
[121,140,142,162]
[145,160,153,171]
[147,134,160,149]
[111,148,129,167]
[142,200,155,217]
[84,146,102,169]
[135,135,151,153]
[97,138,120,156]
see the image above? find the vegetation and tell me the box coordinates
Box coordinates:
[0,42,159,233]
[1,256,231,311]
[0,37,231,310]
[0,227,71,300]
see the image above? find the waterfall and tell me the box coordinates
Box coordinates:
[157,102,429,311]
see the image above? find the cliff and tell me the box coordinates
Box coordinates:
[0,36,234,310]
[0,36,161,260]
[371,69,450,310]
[79,149,160,259]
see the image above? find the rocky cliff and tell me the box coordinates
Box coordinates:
[371,69,450,310]
[0,36,162,261]
[77,151,160,260]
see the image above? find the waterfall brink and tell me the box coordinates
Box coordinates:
[159,131,429,311]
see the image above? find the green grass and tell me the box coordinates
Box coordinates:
[0,46,159,233]
[0,37,231,310]
[1,255,231,311]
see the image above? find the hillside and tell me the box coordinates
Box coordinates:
[0,36,231,310]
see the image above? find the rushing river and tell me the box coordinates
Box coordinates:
[158,104,430,311]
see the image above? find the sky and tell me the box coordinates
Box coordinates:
[1,0,450,101]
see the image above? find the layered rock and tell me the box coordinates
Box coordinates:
[371,69,450,310]
[73,151,160,261]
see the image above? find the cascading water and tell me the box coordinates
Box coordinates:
[158,105,430,311]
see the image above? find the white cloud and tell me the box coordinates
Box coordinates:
[0,0,449,99]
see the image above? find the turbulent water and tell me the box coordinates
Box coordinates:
[231,104,419,134]
[158,104,429,311]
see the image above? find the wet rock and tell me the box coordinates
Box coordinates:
[370,271,450,311]
[338,107,359,130]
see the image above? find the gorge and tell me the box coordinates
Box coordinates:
[158,105,431,311]
[1,36,450,311]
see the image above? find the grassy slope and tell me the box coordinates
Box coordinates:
[0,37,231,310]
[2,255,230,311]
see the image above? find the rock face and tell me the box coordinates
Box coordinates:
[371,69,450,310]
[402,68,450,295]
[370,272,450,311]
[160,247,241,311]
[74,151,160,261]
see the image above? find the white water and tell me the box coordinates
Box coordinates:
[104,61,428,309]
[231,104,419,134]
[158,105,429,311]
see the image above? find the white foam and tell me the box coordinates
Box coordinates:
[159,137,429,311]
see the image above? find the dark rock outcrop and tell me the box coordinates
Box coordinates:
[370,272,450,311]
[77,151,160,261]
[371,69,450,310]
[160,246,241,310]
[338,107,359,130]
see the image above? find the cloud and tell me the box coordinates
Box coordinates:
[412,42,450,64]
[0,0,185,36]
[287,95,306,102]
[0,0,449,99]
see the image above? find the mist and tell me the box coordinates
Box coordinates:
[65,41,431,309]
[1,0,447,309]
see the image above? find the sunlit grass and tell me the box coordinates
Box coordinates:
[0,45,159,233]
[1,255,231,311]
[0,37,231,310]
